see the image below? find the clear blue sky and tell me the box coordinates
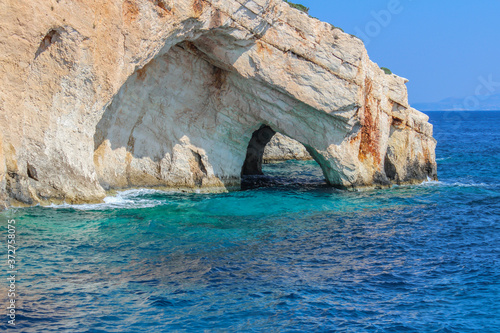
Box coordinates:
[296,0,500,104]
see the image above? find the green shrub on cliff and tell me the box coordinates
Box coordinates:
[284,1,309,14]
[381,67,392,75]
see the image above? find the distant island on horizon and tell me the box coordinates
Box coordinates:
[413,93,500,111]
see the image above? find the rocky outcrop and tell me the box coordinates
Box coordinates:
[0,0,437,208]
[263,133,312,163]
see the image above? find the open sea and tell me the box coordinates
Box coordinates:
[1,111,499,332]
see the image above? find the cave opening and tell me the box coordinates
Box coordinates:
[93,33,337,192]
[241,125,276,176]
[241,126,326,189]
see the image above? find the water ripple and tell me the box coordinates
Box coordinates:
[0,111,499,332]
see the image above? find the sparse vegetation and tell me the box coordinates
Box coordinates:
[327,23,344,33]
[283,2,356,40]
[381,67,392,75]
[284,1,309,14]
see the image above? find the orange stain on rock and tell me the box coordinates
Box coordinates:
[358,78,381,165]
[256,41,272,55]
[123,0,140,23]
[136,66,148,81]
[151,0,173,17]
[193,0,204,17]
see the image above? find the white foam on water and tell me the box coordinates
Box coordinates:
[411,178,441,187]
[47,189,172,210]
[447,182,491,188]
[418,179,494,188]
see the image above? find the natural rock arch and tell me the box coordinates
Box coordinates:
[92,37,349,191]
[0,0,437,207]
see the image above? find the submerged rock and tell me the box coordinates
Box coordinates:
[0,0,437,208]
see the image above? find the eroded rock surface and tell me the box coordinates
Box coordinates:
[0,0,437,208]
[264,133,312,163]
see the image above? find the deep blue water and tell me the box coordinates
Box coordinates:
[1,111,499,332]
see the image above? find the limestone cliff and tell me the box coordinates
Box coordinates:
[0,0,437,208]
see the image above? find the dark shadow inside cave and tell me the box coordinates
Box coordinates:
[241,125,276,176]
[241,125,326,190]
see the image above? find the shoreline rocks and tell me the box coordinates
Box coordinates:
[0,0,437,209]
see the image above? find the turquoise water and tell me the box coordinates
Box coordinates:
[1,111,499,332]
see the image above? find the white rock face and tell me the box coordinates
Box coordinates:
[0,0,437,207]
[263,133,312,162]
